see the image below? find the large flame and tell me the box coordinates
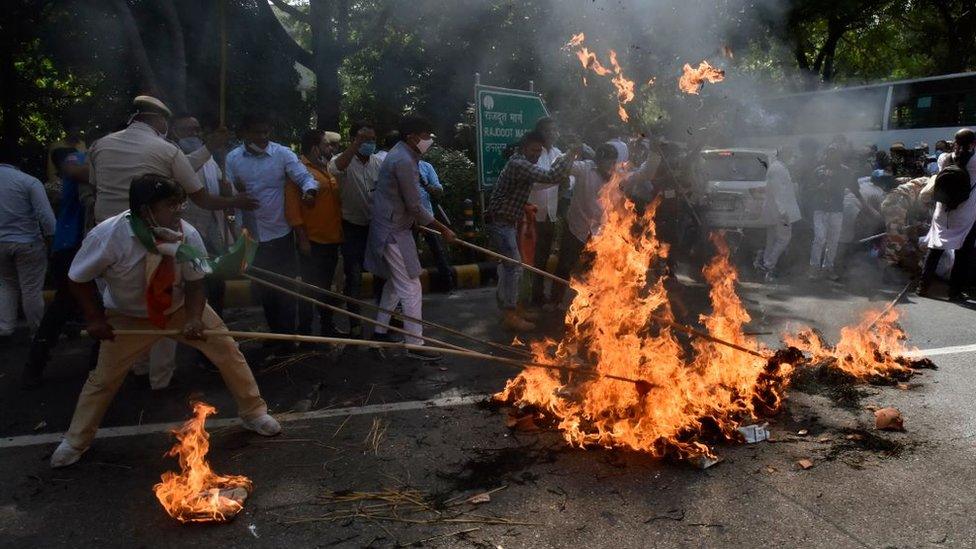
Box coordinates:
[564,33,637,122]
[678,60,725,95]
[497,170,796,459]
[154,402,253,523]
[784,309,914,380]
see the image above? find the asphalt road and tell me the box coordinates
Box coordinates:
[2,260,976,548]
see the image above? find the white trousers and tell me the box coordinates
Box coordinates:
[762,223,792,270]
[0,241,47,335]
[374,243,424,345]
[810,211,844,269]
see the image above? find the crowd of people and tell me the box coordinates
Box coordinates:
[0,92,973,468]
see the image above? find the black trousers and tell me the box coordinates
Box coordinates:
[550,230,588,305]
[530,220,557,305]
[297,241,341,336]
[340,220,369,331]
[252,231,299,335]
[921,222,976,293]
[23,247,99,381]
[422,231,456,292]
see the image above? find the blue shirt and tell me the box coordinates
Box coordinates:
[224,142,318,242]
[53,175,84,252]
[0,164,56,244]
[417,160,443,216]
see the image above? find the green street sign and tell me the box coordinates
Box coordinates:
[475,84,549,190]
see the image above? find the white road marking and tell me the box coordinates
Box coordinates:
[903,343,976,358]
[0,393,489,450]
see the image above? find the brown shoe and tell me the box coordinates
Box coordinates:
[503,310,536,331]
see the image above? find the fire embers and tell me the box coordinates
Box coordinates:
[496,172,799,461]
[678,60,725,95]
[564,33,637,122]
[154,402,253,523]
[784,310,936,383]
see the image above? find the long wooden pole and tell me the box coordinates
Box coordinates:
[247,265,532,358]
[422,226,768,359]
[110,329,654,390]
[244,273,470,354]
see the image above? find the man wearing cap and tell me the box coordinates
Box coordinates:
[89,96,256,224]
[88,96,256,388]
[224,114,320,349]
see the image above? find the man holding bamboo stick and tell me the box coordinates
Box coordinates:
[50,176,280,468]
[364,115,456,362]
[487,131,577,331]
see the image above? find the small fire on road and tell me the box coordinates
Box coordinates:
[154,402,252,523]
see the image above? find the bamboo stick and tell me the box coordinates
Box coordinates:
[218,0,228,129]
[418,225,567,285]
[246,266,531,358]
[244,273,470,354]
[422,226,768,359]
[109,329,653,389]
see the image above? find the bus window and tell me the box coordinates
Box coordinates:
[889,75,976,129]
[742,86,887,137]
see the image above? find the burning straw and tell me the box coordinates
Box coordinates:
[154,402,253,523]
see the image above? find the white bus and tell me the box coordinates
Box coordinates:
[738,71,976,152]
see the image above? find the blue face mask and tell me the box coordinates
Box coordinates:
[358,141,376,157]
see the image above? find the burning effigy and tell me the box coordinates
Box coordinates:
[154,402,253,523]
[496,166,930,462]
[785,309,936,383]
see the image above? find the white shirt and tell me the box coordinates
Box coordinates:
[761,160,802,226]
[566,161,609,243]
[69,212,207,318]
[528,145,563,222]
[182,157,233,248]
[328,154,383,226]
[926,152,976,250]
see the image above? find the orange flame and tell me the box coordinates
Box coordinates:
[496,171,796,460]
[784,309,914,380]
[564,33,638,122]
[678,60,725,95]
[154,402,253,523]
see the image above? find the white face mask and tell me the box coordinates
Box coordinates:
[417,138,434,154]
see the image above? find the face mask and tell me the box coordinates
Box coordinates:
[359,141,376,157]
[146,210,183,242]
[246,142,267,155]
[417,138,434,154]
[178,136,204,154]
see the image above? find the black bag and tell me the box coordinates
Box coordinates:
[933,153,973,210]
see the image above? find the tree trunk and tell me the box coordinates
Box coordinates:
[158,0,188,112]
[813,18,846,82]
[310,0,342,129]
[0,44,20,156]
[111,0,161,97]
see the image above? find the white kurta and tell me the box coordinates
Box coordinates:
[527,146,563,222]
[761,160,802,226]
[925,153,976,250]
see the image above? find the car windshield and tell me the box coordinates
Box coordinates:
[701,152,768,181]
